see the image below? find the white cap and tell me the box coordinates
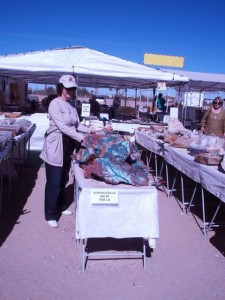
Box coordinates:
[59,75,78,88]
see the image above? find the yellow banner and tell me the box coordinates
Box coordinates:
[144,53,184,68]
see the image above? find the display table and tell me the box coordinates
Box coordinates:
[135,130,202,194]
[135,130,225,235]
[0,122,36,214]
[72,162,159,271]
[12,123,36,164]
[0,141,14,214]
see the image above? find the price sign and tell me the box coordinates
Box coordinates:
[157,82,167,91]
[91,189,119,205]
[81,103,91,117]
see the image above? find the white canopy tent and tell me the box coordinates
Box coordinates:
[159,69,225,126]
[161,69,225,93]
[0,46,188,89]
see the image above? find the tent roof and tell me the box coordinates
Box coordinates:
[161,69,225,92]
[0,46,188,89]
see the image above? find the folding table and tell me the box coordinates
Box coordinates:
[0,141,14,214]
[135,129,225,236]
[72,162,159,271]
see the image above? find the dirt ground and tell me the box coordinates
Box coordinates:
[1,157,225,300]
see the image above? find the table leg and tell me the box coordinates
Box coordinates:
[82,239,86,272]
[187,182,198,211]
[206,201,222,235]
[143,240,146,270]
[201,187,206,236]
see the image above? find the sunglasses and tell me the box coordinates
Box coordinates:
[213,101,222,105]
[64,87,76,91]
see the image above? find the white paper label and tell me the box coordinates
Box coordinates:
[157,82,167,91]
[91,189,119,205]
[81,103,91,117]
[170,107,178,119]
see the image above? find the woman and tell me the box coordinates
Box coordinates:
[200,96,225,138]
[40,74,93,228]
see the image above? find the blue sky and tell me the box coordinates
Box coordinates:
[1,0,225,75]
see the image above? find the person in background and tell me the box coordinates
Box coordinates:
[156,93,166,113]
[200,96,225,138]
[89,94,100,117]
[46,93,57,111]
[40,75,95,228]
[112,95,121,118]
[151,95,157,113]
[223,98,225,110]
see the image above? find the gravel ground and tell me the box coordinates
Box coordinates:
[1,162,225,300]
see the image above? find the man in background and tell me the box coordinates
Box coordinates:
[112,95,121,118]
[89,95,100,117]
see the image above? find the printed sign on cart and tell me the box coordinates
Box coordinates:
[157,82,167,91]
[91,189,119,206]
[81,103,91,117]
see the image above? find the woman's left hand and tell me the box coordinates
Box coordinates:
[91,128,97,134]
[104,126,113,134]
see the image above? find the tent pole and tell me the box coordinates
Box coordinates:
[182,83,189,127]
[152,88,156,113]
[139,89,142,110]
[135,88,138,111]
[147,90,149,109]
[166,88,171,114]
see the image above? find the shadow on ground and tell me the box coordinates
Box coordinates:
[25,150,45,168]
[0,151,43,247]
[83,237,153,270]
[0,151,74,247]
[86,237,152,256]
[0,166,40,246]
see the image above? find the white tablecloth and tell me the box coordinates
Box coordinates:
[112,121,150,133]
[135,130,225,202]
[135,130,165,155]
[165,145,201,183]
[89,120,150,134]
[19,113,49,150]
[200,164,225,202]
[72,162,159,248]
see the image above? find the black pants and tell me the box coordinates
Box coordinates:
[44,135,77,221]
